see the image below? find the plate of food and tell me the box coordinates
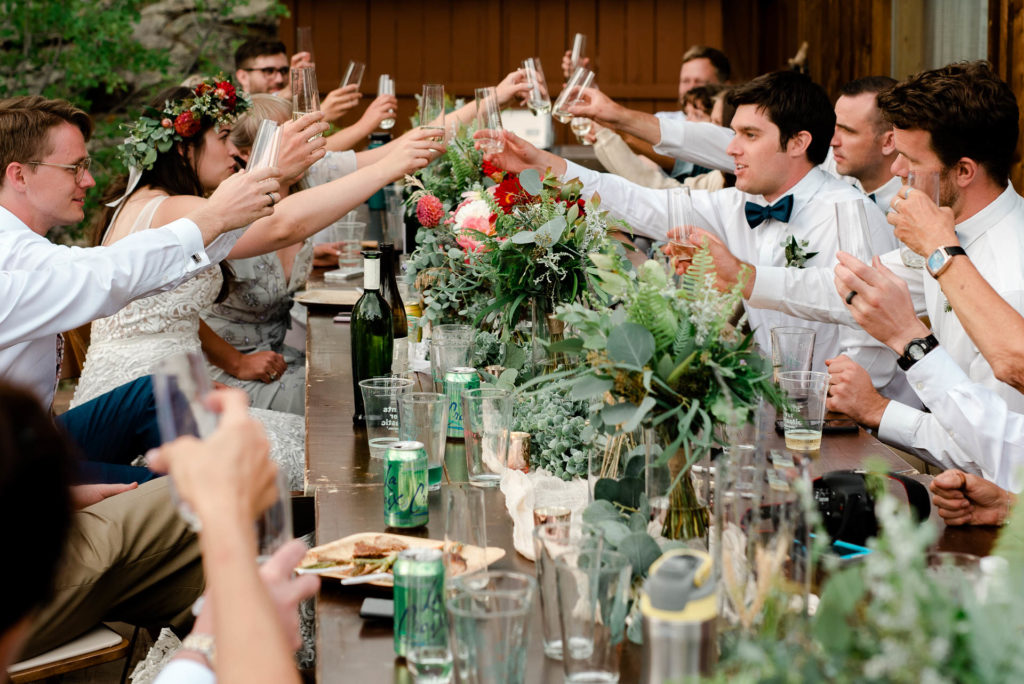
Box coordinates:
[293,288,360,308]
[297,532,505,586]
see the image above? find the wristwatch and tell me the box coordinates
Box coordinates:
[897,334,940,371]
[926,246,967,278]
[181,633,216,668]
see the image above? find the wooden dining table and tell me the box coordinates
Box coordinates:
[302,300,1000,683]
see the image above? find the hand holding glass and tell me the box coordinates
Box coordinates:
[552,67,594,124]
[899,170,940,268]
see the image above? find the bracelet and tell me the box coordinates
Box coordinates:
[181,633,216,669]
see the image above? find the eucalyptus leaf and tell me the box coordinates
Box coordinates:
[624,454,646,479]
[547,337,585,354]
[582,499,623,525]
[571,375,614,401]
[607,322,656,367]
[618,531,663,577]
[510,230,536,245]
[628,511,648,532]
[496,369,519,389]
[622,396,657,434]
[536,216,567,245]
[602,401,638,427]
[596,519,630,547]
[519,167,543,195]
[593,477,620,503]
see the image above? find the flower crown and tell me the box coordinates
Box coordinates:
[120,76,252,171]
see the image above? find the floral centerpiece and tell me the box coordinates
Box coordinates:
[539,248,786,539]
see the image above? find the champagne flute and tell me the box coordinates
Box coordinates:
[296,26,315,64]
[666,186,695,266]
[378,74,396,130]
[570,33,587,73]
[835,198,873,261]
[475,86,504,154]
[900,170,940,269]
[291,66,323,138]
[419,84,445,140]
[522,57,551,115]
[245,119,282,172]
[341,60,365,89]
[152,351,218,530]
[551,67,594,124]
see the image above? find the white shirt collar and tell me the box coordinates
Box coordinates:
[956,184,1019,247]
[746,166,827,220]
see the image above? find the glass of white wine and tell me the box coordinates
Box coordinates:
[378,74,396,130]
[475,87,504,154]
[522,57,550,115]
[419,84,445,140]
[291,66,320,117]
[570,116,592,144]
[551,66,593,124]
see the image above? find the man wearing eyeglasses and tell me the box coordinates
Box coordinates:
[234,39,291,95]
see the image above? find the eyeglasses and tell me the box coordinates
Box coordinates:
[244,66,290,78]
[26,157,92,183]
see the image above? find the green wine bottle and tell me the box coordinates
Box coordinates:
[351,250,394,425]
[379,243,408,370]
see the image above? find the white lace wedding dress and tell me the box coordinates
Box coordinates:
[70,196,305,491]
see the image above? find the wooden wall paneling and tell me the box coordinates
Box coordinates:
[625,0,656,88]
[501,0,538,79]
[891,0,926,80]
[870,0,892,76]
[720,0,759,82]
[989,0,1024,190]
[654,0,686,89]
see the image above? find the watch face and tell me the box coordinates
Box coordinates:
[909,343,926,361]
[927,249,944,273]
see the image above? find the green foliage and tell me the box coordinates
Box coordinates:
[708,494,1024,683]
[510,385,592,481]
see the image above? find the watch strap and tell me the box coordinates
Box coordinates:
[897,334,939,371]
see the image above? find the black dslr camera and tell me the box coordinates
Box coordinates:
[813,470,931,546]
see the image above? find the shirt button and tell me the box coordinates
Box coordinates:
[915,383,924,390]
[191,254,202,264]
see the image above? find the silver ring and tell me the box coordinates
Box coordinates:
[845,290,858,305]
[892,197,902,211]
[266,192,276,206]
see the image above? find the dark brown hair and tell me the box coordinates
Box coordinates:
[0,381,76,635]
[877,61,1017,183]
[727,71,835,165]
[682,46,731,82]
[234,38,288,70]
[0,96,92,188]
[682,84,728,117]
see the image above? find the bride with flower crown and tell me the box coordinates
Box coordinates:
[71,77,439,490]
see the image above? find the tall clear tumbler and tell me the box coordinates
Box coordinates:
[532,520,604,660]
[554,549,632,683]
[462,388,512,487]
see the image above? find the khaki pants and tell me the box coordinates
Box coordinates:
[22,478,203,658]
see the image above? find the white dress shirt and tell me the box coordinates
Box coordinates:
[866,175,902,214]
[560,162,909,400]
[748,185,1024,468]
[0,205,240,406]
[654,117,735,173]
[906,347,1024,491]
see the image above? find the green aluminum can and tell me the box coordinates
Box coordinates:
[393,547,447,660]
[444,366,480,439]
[384,440,428,528]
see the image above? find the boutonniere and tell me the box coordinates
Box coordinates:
[781,235,819,268]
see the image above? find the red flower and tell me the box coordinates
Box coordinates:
[194,83,212,96]
[174,111,201,137]
[214,81,237,109]
[564,198,586,218]
[481,159,504,182]
[494,175,532,214]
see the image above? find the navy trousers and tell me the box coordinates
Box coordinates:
[56,376,162,484]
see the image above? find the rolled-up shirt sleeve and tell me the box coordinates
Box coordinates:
[653,118,735,173]
[561,161,671,240]
[152,659,215,684]
[894,347,1024,491]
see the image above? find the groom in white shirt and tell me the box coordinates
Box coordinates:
[481,70,909,405]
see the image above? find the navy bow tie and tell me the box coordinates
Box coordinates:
[868,193,877,203]
[744,195,794,228]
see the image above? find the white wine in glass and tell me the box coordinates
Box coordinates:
[570,116,592,141]
[523,57,551,114]
[552,67,593,124]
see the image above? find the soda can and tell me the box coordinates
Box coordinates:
[384,441,429,529]
[444,367,480,439]
[393,547,447,658]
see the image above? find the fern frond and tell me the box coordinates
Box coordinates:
[628,285,677,356]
